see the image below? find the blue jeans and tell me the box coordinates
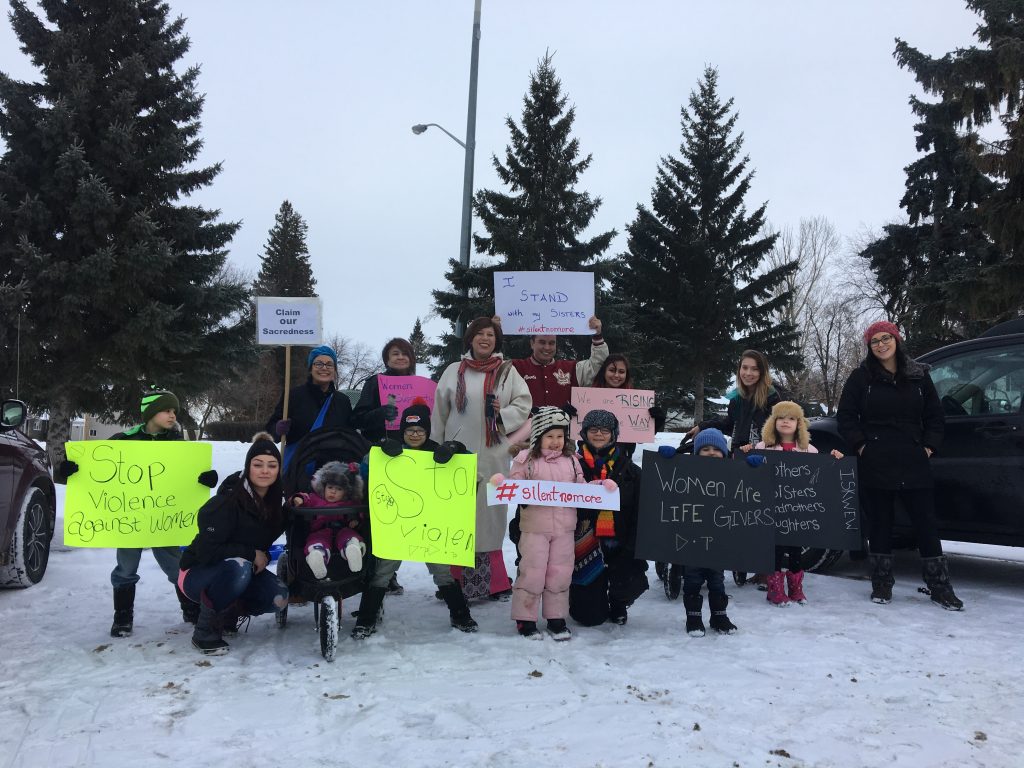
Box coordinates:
[683,567,725,597]
[181,558,288,614]
[111,547,181,588]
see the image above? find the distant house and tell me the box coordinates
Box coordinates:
[70,416,123,441]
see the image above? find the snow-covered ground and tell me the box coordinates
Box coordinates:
[2,440,1022,768]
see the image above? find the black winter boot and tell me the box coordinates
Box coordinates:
[921,556,964,611]
[176,585,199,625]
[351,587,386,639]
[516,620,541,639]
[683,593,705,637]
[870,553,895,604]
[111,585,136,637]
[439,583,479,632]
[545,618,572,641]
[386,572,404,596]
[708,592,737,634]
[608,599,628,625]
[191,603,229,655]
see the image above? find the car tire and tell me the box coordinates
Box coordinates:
[0,487,52,588]
[801,547,845,573]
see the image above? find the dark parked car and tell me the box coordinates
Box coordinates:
[806,319,1024,570]
[1,400,57,587]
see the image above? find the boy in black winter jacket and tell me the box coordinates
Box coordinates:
[58,390,218,637]
[569,409,650,627]
[351,400,479,638]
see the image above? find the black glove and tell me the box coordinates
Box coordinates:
[485,393,497,420]
[433,440,466,464]
[648,406,665,420]
[56,460,79,483]
[381,438,404,457]
[562,403,578,418]
[381,403,399,423]
[197,470,218,488]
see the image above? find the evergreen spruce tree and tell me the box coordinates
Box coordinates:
[612,67,798,420]
[430,53,616,371]
[251,200,318,391]
[0,0,250,463]
[875,0,1024,340]
[408,317,427,366]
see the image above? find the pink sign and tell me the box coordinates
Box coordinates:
[377,375,438,431]
[570,387,656,443]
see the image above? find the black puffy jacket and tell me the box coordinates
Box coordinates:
[265,379,352,444]
[351,370,406,443]
[836,358,944,490]
[701,386,783,450]
[180,472,286,569]
[576,444,643,549]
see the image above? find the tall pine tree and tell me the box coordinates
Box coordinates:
[408,317,427,365]
[612,67,798,420]
[251,200,318,393]
[0,0,250,462]
[873,0,1024,342]
[430,52,616,370]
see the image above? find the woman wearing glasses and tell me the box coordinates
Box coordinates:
[265,345,353,465]
[836,321,963,610]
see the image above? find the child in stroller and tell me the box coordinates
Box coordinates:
[292,461,367,578]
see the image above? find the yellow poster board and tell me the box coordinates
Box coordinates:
[367,446,477,567]
[63,441,213,548]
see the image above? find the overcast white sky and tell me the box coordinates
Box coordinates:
[1,1,981,356]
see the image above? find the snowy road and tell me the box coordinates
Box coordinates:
[1,443,1022,768]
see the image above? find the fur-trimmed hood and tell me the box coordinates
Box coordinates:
[760,400,810,450]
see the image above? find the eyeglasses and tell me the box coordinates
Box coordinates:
[587,427,612,436]
[869,334,894,348]
[311,361,335,370]
[404,428,426,436]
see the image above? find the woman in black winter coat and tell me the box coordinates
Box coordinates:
[265,345,353,462]
[836,321,963,610]
[179,433,289,654]
[351,337,417,443]
[687,350,782,454]
[569,409,649,627]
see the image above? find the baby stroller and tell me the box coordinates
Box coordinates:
[276,427,372,661]
[653,434,694,600]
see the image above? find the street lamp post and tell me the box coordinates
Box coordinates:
[413,0,481,339]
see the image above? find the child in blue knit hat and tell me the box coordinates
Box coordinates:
[683,428,738,637]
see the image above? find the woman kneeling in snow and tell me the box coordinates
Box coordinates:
[178,432,289,655]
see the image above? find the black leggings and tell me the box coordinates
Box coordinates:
[864,487,943,558]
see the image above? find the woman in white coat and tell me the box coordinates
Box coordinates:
[433,316,532,600]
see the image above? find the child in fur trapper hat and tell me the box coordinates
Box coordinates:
[490,406,617,641]
[755,401,844,606]
[292,461,366,579]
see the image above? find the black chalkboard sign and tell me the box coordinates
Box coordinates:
[635,451,775,573]
[751,451,862,551]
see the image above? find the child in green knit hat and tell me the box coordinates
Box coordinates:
[58,389,218,638]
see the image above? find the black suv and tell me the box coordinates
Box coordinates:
[807,319,1024,570]
[1,400,57,586]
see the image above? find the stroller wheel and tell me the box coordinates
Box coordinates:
[318,595,341,662]
[732,571,748,587]
[276,605,288,629]
[655,561,667,582]
[664,565,681,600]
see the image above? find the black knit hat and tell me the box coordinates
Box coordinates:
[246,431,282,473]
[400,397,431,439]
[141,390,179,425]
[581,409,619,445]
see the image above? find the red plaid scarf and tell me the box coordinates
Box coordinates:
[455,354,503,447]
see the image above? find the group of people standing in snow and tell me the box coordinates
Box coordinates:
[62,311,964,655]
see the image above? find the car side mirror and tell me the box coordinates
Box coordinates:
[1,399,27,429]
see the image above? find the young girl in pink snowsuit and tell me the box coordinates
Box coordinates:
[754,401,843,606]
[493,407,616,641]
[291,461,366,579]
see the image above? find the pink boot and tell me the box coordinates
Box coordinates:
[786,570,807,604]
[766,571,790,606]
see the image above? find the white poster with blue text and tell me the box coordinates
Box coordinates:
[493,271,595,335]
